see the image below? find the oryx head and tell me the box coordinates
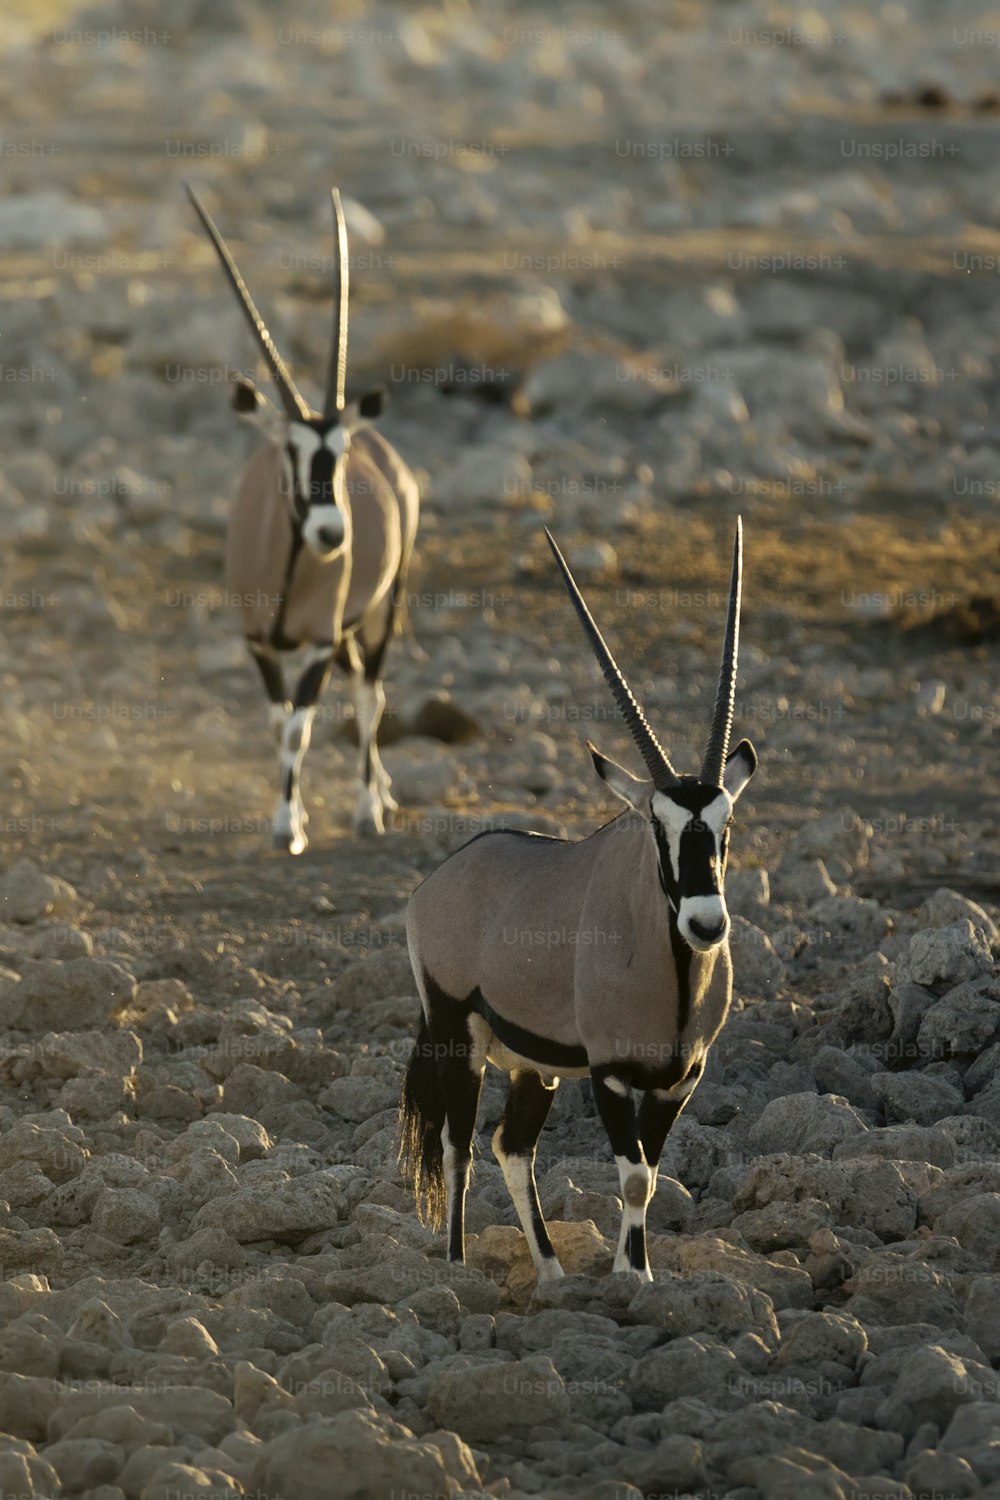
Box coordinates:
[186,183,387,561]
[547,521,757,954]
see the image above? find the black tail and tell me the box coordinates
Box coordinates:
[398,1010,446,1228]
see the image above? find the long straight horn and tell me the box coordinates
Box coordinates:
[701,516,744,787]
[185,183,312,423]
[545,530,677,789]
[323,188,349,417]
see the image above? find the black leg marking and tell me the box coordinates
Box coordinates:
[249,642,287,707]
[494,1070,561,1272]
[637,1091,683,1172]
[591,1067,652,1276]
[639,1057,706,1172]
[423,974,484,1264]
[591,1067,643,1165]
[292,646,334,711]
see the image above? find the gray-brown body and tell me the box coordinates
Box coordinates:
[408,819,731,1081]
[227,429,418,650]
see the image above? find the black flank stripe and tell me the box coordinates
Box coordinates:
[473,989,588,1071]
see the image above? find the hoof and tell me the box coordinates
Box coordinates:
[352,813,385,838]
[536,1259,566,1284]
[353,791,386,838]
[612,1263,653,1283]
[272,830,307,855]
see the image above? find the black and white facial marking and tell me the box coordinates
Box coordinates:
[589,738,756,955]
[649,742,756,952]
[650,782,734,952]
[285,421,350,560]
[232,381,388,561]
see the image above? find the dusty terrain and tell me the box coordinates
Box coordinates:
[0,0,999,1496]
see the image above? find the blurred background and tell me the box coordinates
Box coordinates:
[0,0,998,939]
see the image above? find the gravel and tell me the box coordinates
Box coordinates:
[1,0,999,1494]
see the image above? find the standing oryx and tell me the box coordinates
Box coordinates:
[400,520,757,1281]
[186,184,419,850]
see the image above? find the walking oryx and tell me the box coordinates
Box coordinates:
[186,184,419,850]
[400,521,757,1281]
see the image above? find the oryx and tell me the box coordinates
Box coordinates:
[399,521,757,1281]
[186,184,419,850]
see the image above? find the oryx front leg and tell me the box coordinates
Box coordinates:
[591,1068,654,1281]
[352,675,392,835]
[638,1059,706,1205]
[249,643,290,743]
[273,646,333,854]
[493,1070,563,1282]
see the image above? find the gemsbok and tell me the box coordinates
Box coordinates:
[400,520,757,1281]
[186,184,419,850]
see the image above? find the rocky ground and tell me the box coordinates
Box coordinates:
[1,0,1000,1496]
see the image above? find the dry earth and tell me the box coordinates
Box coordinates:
[0,1,999,1497]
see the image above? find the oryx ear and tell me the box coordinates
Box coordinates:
[343,386,388,427]
[232,379,288,444]
[723,738,757,801]
[588,741,652,812]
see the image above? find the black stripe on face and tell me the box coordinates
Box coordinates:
[678,824,720,898]
[473,990,589,1071]
[309,448,335,505]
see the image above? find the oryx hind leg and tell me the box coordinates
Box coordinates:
[272,644,333,855]
[493,1069,563,1282]
[428,991,485,1263]
[591,1066,655,1281]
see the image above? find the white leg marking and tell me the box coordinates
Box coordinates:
[613,1154,653,1281]
[493,1125,565,1281]
[442,1118,473,1262]
[274,705,315,855]
[353,679,391,834]
[442,1119,458,1237]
